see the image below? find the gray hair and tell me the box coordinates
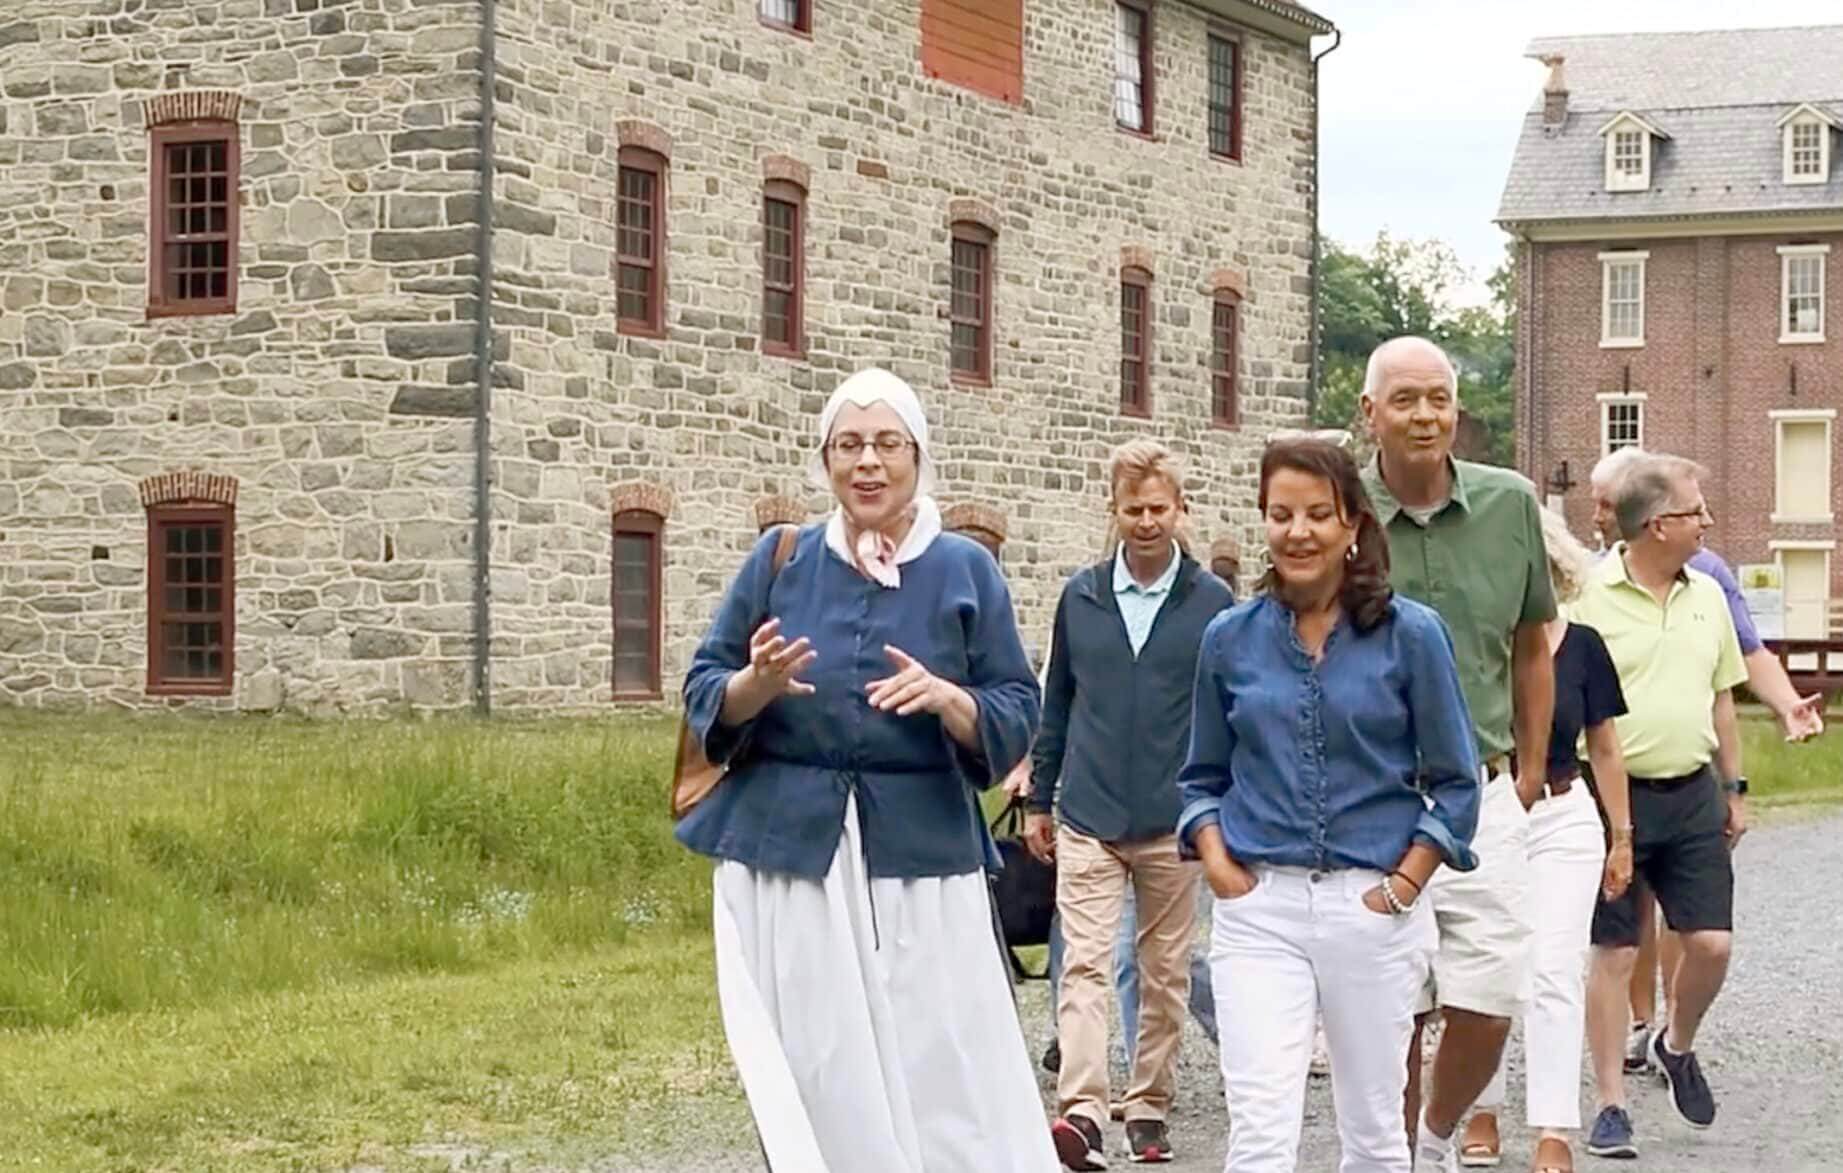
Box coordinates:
[1614,454,1709,541]
[1361,336,1459,402]
[1589,445,1649,495]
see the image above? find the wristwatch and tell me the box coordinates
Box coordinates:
[1723,776,1749,796]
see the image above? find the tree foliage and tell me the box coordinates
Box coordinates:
[1315,232,1517,466]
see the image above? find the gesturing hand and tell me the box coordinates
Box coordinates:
[866,646,955,717]
[745,618,816,700]
[1781,693,1825,743]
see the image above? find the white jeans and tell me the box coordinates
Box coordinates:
[1419,772,1533,1017]
[1210,865,1437,1173]
[1476,783,1607,1130]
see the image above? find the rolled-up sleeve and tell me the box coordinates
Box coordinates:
[682,529,783,767]
[1402,609,1482,871]
[1175,614,1236,859]
[948,554,1042,790]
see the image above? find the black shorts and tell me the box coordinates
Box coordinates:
[1590,765,1734,946]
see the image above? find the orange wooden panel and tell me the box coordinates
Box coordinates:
[920,0,1024,105]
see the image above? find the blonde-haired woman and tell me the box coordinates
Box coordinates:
[676,367,1056,1172]
[1459,508,1634,1173]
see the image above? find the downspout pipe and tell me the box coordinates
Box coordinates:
[472,0,497,717]
[1307,26,1341,418]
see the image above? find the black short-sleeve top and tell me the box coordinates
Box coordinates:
[1548,621,1628,785]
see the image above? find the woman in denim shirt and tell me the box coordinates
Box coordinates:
[676,368,1054,1173]
[1176,437,1481,1173]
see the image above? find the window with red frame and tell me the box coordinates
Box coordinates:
[763,179,805,355]
[617,146,666,334]
[1212,292,1240,427]
[1121,267,1152,415]
[147,503,235,694]
[1208,34,1241,161]
[950,222,994,382]
[1114,0,1154,134]
[613,510,663,697]
[149,123,239,317]
[759,0,810,33]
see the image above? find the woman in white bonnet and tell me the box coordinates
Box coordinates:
[677,367,1055,1171]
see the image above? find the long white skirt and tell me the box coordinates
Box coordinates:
[714,794,1058,1173]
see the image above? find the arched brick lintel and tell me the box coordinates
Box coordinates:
[139,471,238,507]
[947,197,999,234]
[1120,244,1155,275]
[611,481,674,519]
[942,501,1008,544]
[615,119,673,158]
[145,91,243,129]
[752,494,808,531]
[761,154,811,190]
[1210,267,1248,299]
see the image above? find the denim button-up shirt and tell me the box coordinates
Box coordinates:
[1176,595,1481,873]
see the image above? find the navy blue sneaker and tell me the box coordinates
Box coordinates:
[1650,1026,1716,1128]
[1585,1105,1638,1159]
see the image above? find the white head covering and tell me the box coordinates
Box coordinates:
[806,366,937,495]
[810,367,942,587]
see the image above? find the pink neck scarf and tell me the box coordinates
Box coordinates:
[854,527,901,589]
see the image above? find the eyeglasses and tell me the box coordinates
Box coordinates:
[1653,504,1714,524]
[827,433,915,458]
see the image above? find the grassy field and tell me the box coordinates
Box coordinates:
[0,708,1836,1171]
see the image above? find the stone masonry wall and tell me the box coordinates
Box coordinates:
[1525,232,1842,592]
[486,0,1318,708]
[0,0,484,712]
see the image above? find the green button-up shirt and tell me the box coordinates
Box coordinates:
[1361,457,1557,759]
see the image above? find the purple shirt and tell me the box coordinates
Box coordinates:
[1688,548,1765,655]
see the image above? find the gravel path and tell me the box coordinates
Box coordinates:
[614,806,1843,1172]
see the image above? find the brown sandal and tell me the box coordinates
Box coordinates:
[1532,1136,1573,1173]
[1458,1112,1501,1167]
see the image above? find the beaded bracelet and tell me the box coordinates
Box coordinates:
[1380,874,1408,915]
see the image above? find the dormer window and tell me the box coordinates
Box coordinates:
[1599,112,1667,193]
[1779,104,1837,185]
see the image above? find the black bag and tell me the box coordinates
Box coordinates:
[988,797,1057,980]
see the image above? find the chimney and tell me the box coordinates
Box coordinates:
[1541,55,1569,126]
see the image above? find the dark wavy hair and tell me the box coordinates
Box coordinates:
[1256,438,1394,632]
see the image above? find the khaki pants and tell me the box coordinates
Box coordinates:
[1054,825,1200,1125]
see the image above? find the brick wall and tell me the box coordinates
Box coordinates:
[1523,230,1843,592]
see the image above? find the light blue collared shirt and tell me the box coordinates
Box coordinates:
[1113,542,1181,656]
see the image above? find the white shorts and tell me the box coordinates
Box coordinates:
[1417,771,1533,1018]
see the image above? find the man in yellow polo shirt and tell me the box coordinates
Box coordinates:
[1569,455,1747,1157]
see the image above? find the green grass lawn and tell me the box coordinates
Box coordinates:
[0,708,1835,1171]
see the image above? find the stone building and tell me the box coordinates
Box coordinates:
[0,0,1333,714]
[1500,27,1843,637]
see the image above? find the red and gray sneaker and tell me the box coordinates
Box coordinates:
[1051,1113,1109,1170]
[1123,1119,1174,1164]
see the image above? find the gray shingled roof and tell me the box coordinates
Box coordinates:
[1496,26,1843,225]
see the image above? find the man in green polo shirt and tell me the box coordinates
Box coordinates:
[1571,454,1746,1154]
[1357,336,1556,1173]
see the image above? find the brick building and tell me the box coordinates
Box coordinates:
[1500,26,1843,637]
[0,0,1333,713]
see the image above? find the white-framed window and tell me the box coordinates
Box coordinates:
[1605,126,1650,192]
[1780,244,1828,343]
[1599,250,1647,347]
[1779,105,1835,185]
[1786,119,1828,183]
[1598,392,1647,456]
[1772,408,1836,523]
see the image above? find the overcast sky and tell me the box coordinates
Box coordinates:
[1311,0,1832,305]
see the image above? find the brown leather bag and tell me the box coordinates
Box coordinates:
[669,523,800,821]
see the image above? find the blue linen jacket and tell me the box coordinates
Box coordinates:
[675,524,1041,880]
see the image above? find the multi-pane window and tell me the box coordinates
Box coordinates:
[1790,121,1825,177]
[1612,130,1644,177]
[763,180,805,356]
[1782,247,1827,341]
[149,124,239,316]
[1207,35,1241,160]
[759,0,809,33]
[612,510,663,697]
[1601,398,1644,456]
[617,147,666,334]
[1120,267,1151,415]
[1113,1,1153,134]
[1212,292,1240,426]
[147,504,235,694]
[949,222,993,382]
[1600,253,1646,345]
